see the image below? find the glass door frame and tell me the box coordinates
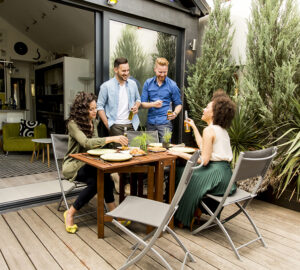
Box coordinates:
[95,11,185,142]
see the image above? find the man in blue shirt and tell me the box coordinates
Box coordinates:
[97,57,141,136]
[141,57,182,142]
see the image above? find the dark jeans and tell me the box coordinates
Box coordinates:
[73,164,115,210]
[147,122,173,142]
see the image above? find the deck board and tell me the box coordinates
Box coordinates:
[0,249,9,270]
[0,199,299,270]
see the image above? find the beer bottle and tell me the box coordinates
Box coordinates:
[128,108,134,120]
[167,102,173,119]
[122,126,128,150]
[184,111,191,133]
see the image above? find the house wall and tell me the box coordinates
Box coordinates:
[62,0,200,74]
[0,17,49,120]
[0,17,48,62]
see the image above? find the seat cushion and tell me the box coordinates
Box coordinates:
[5,136,35,151]
[206,188,255,206]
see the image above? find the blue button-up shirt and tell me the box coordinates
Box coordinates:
[141,76,182,125]
[97,77,141,130]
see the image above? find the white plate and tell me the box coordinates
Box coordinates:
[148,147,167,152]
[101,153,132,162]
[148,143,176,147]
[169,147,196,153]
[87,149,117,156]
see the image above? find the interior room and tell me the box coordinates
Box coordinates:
[0,0,95,133]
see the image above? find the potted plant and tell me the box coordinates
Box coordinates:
[272,98,300,201]
[162,128,172,149]
[130,132,156,152]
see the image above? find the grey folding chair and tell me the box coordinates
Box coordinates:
[107,150,202,270]
[192,147,277,260]
[51,134,87,211]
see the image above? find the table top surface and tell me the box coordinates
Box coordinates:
[32,138,52,143]
[70,151,177,171]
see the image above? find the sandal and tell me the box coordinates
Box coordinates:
[190,208,202,231]
[64,210,78,234]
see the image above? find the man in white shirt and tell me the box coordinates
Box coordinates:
[97,57,141,136]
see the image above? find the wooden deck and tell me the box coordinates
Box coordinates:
[0,198,299,270]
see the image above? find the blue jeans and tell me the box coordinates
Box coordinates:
[147,122,173,142]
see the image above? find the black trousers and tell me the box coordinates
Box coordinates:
[73,164,115,210]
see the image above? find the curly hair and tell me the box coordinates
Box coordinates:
[67,92,97,138]
[212,91,236,129]
[212,88,228,100]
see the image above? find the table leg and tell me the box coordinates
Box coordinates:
[119,173,125,204]
[97,169,105,238]
[36,144,40,160]
[47,143,50,168]
[147,166,154,200]
[31,143,36,163]
[168,160,176,229]
[42,145,45,163]
[146,166,155,234]
[155,161,164,202]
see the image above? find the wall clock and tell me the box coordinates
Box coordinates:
[14,42,28,55]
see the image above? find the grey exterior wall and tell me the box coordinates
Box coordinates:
[55,0,202,143]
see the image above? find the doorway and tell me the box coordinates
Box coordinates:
[10,78,26,110]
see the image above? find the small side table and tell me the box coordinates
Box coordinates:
[31,138,52,168]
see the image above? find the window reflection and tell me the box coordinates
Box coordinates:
[109,20,177,127]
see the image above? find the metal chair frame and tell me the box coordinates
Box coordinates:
[192,147,277,260]
[51,134,95,214]
[107,150,203,270]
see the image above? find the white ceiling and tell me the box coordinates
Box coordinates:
[0,0,94,53]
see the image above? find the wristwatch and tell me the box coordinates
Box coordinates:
[173,111,177,117]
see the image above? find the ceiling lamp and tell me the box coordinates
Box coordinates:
[107,0,118,6]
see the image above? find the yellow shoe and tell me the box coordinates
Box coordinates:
[120,220,131,227]
[64,210,78,234]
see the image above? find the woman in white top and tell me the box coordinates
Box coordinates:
[169,90,236,229]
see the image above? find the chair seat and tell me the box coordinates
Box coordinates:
[206,188,255,206]
[107,196,170,227]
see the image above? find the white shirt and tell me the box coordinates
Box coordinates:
[210,125,233,162]
[115,84,131,124]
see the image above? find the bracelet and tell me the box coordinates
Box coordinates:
[173,111,177,116]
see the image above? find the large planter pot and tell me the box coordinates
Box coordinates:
[258,185,300,212]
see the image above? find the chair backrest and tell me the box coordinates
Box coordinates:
[51,134,69,160]
[127,130,159,146]
[150,150,201,240]
[220,146,277,204]
[51,134,69,180]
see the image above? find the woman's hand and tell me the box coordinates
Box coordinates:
[187,118,196,129]
[109,135,128,146]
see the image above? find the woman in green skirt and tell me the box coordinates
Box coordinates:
[168,90,236,229]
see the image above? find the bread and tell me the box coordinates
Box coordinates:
[148,146,166,152]
[129,148,146,155]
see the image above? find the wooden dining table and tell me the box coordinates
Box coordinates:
[70,151,177,238]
